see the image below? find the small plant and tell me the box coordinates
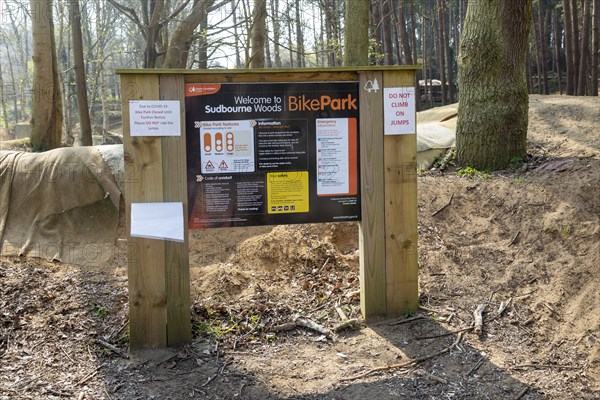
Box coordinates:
[561,225,572,237]
[509,156,524,167]
[91,302,108,318]
[457,166,490,179]
[512,177,525,184]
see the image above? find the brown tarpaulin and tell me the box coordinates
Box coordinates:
[0,147,121,265]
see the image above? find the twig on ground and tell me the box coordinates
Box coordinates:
[515,387,529,400]
[389,314,426,326]
[341,332,464,382]
[75,366,103,386]
[95,339,129,359]
[418,370,448,384]
[466,357,485,376]
[335,306,348,321]
[295,317,331,336]
[543,302,562,319]
[46,388,72,397]
[473,304,486,336]
[509,231,521,246]
[333,319,358,332]
[273,322,297,332]
[498,298,512,316]
[432,194,454,216]
[510,364,580,370]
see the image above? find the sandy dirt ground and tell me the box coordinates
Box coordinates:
[1,94,599,399]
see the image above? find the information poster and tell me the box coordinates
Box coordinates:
[185,82,360,228]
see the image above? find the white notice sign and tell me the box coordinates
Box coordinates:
[129,100,181,136]
[130,202,184,242]
[383,87,416,135]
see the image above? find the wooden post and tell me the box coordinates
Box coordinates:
[358,68,419,320]
[121,73,191,348]
[359,71,387,319]
[382,70,419,316]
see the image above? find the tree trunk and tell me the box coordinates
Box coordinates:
[370,0,383,64]
[563,0,576,94]
[456,0,532,169]
[0,61,10,137]
[249,0,266,68]
[397,0,413,64]
[552,7,563,94]
[162,0,211,69]
[324,0,341,66]
[380,0,394,65]
[437,1,448,104]
[295,0,305,67]
[577,0,591,95]
[592,0,599,95]
[344,0,370,65]
[538,0,549,94]
[144,0,164,68]
[444,0,455,102]
[70,0,92,146]
[30,0,64,151]
[571,0,580,90]
[532,11,543,93]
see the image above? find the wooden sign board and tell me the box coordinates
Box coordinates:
[118,67,419,348]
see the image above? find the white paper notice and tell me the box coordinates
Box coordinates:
[384,87,416,135]
[129,100,181,136]
[316,118,357,196]
[199,120,255,174]
[130,202,184,242]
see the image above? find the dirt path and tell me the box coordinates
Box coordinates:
[1,95,599,399]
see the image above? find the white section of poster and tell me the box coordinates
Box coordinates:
[316,118,349,195]
[130,202,184,242]
[199,120,255,174]
[129,100,181,136]
[383,87,416,135]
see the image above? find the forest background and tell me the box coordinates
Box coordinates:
[0,0,598,145]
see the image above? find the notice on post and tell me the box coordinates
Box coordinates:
[383,87,416,135]
[316,118,358,196]
[129,100,181,136]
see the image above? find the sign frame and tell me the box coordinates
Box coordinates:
[118,67,419,349]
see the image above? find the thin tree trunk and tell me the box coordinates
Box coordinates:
[443,0,454,102]
[553,7,563,94]
[532,11,543,93]
[371,0,383,64]
[3,42,19,124]
[380,0,394,65]
[571,0,580,90]
[563,0,576,94]
[397,0,413,64]
[577,0,591,95]
[70,0,92,146]
[144,0,165,68]
[233,0,242,68]
[592,0,599,95]
[0,61,10,137]
[538,0,549,94]
[295,0,305,67]
[437,1,448,104]
[273,0,283,67]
